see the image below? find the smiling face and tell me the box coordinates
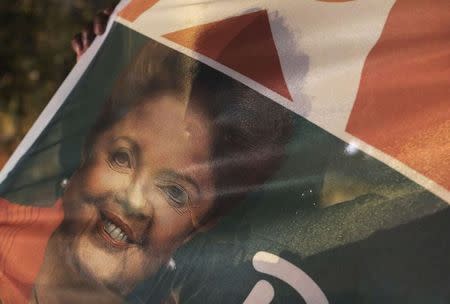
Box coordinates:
[60,95,216,294]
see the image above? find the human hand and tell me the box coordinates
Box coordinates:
[71,7,115,61]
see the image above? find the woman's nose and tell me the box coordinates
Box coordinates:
[117,177,154,219]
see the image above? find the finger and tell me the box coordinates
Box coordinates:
[71,33,83,59]
[94,11,109,35]
[81,22,95,50]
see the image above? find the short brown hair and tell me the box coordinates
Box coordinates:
[190,64,293,223]
[85,40,197,151]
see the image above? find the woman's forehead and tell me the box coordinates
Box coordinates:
[126,95,186,127]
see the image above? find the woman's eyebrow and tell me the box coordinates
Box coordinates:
[160,169,201,195]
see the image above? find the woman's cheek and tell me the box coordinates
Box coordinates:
[150,207,195,252]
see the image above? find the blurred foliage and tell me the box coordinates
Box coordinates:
[0,0,116,167]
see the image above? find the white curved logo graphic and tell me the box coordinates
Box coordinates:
[243,251,328,304]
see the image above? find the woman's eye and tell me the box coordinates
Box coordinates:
[111,150,132,168]
[163,185,189,207]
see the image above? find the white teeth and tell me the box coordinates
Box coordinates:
[110,228,121,238]
[102,219,128,242]
[106,223,114,232]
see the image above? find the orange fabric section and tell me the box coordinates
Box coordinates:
[0,198,63,304]
[118,0,159,22]
[164,10,292,101]
[346,0,450,189]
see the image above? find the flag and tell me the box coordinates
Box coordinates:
[0,0,448,303]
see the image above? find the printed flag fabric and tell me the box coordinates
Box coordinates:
[0,0,449,303]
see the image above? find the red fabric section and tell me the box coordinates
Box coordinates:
[118,0,159,22]
[0,198,63,304]
[164,10,292,101]
[346,0,450,189]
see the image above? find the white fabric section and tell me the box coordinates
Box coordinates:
[268,1,395,130]
[0,0,131,184]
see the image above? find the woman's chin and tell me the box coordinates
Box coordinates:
[67,228,159,295]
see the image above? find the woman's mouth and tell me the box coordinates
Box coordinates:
[96,210,137,249]
[102,218,128,242]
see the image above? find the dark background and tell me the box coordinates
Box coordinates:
[0,0,116,168]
